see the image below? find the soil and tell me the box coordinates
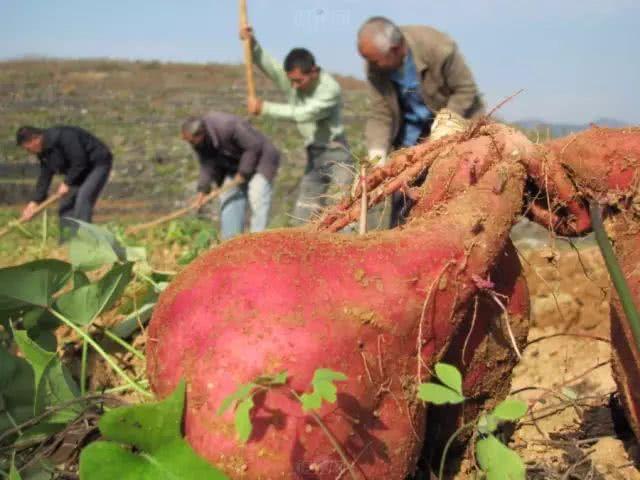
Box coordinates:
[502,240,640,479]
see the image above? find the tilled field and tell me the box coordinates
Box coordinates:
[504,243,639,479]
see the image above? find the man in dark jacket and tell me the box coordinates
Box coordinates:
[181,112,280,239]
[16,125,112,237]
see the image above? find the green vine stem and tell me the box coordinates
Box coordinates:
[439,421,475,480]
[289,390,360,480]
[48,309,152,397]
[589,201,640,353]
[80,339,88,396]
[102,328,145,360]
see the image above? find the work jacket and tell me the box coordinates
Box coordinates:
[365,25,485,158]
[33,126,112,202]
[194,112,280,193]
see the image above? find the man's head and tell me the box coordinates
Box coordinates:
[284,48,320,92]
[16,126,45,154]
[357,16,407,72]
[181,117,206,146]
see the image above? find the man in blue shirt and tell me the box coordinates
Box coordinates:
[390,50,433,149]
[358,16,484,227]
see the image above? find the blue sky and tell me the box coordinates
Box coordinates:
[1,0,639,124]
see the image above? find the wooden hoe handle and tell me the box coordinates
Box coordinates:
[239,0,256,99]
[126,180,241,235]
[0,192,65,239]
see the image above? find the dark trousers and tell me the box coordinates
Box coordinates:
[291,144,353,226]
[59,162,111,238]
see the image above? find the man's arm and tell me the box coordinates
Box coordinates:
[364,79,394,165]
[251,40,292,93]
[32,164,54,203]
[196,158,221,194]
[60,130,91,185]
[441,44,481,117]
[261,83,339,123]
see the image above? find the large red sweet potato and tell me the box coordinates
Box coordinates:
[147,158,526,478]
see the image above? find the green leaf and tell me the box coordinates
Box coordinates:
[68,221,126,271]
[476,434,526,480]
[55,262,133,326]
[26,327,57,352]
[417,383,465,405]
[16,461,54,480]
[300,392,322,411]
[477,414,499,435]
[9,458,23,480]
[21,308,58,332]
[0,346,35,434]
[217,383,256,416]
[235,397,255,443]
[217,372,289,442]
[110,303,155,339]
[492,399,528,422]
[73,271,90,289]
[0,260,72,311]
[12,330,79,422]
[79,380,229,480]
[434,362,463,395]
[300,368,347,412]
[124,246,147,263]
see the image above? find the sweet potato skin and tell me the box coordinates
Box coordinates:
[147,161,526,479]
[148,230,471,478]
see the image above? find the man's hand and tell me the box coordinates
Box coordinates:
[239,26,255,45]
[247,96,263,116]
[56,183,70,196]
[192,192,206,209]
[233,173,247,184]
[20,201,38,222]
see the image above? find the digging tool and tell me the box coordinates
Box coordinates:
[239,0,256,101]
[126,179,242,235]
[0,192,65,239]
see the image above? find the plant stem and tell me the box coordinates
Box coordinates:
[14,222,33,238]
[589,201,640,353]
[80,339,88,396]
[39,209,48,256]
[137,272,162,292]
[102,328,145,360]
[439,421,475,480]
[104,379,150,395]
[290,390,359,480]
[49,309,151,397]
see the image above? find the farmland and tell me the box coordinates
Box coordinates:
[0,59,638,479]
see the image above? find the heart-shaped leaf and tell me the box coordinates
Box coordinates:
[0,346,35,435]
[12,330,79,422]
[79,381,229,480]
[476,433,526,479]
[417,383,465,405]
[300,368,347,412]
[55,262,133,326]
[434,362,463,395]
[0,260,72,311]
[68,221,126,271]
[492,398,528,422]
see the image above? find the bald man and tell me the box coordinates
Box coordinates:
[358,16,484,227]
